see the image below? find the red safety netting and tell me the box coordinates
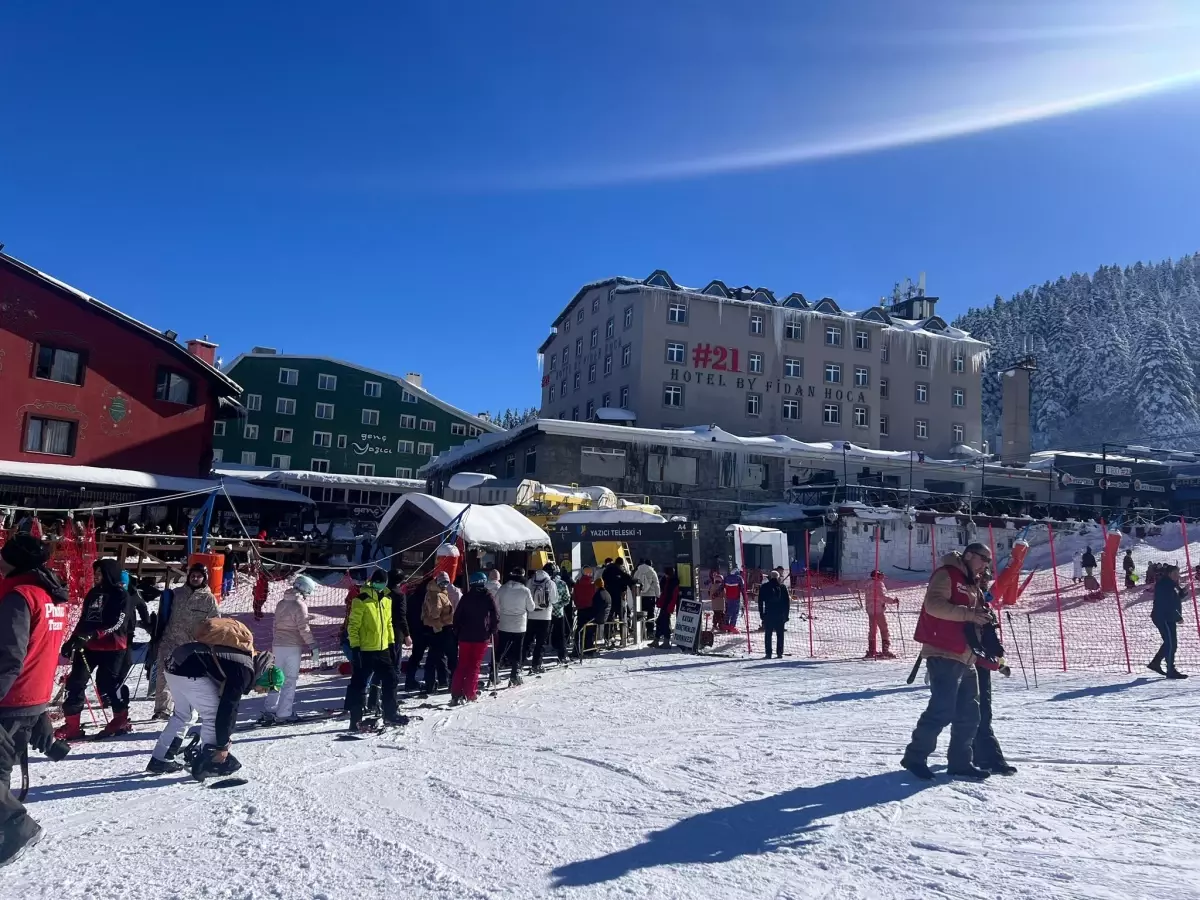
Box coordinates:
[699,518,1200,675]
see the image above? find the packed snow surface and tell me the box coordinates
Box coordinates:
[9,652,1200,899]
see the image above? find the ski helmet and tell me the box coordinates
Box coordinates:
[292,574,318,596]
[469,571,488,586]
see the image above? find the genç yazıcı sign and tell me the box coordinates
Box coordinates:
[1053,455,1171,495]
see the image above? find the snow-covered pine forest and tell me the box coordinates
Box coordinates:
[954,253,1200,452]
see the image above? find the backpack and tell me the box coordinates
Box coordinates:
[532,578,553,611]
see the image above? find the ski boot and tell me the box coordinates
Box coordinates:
[0,816,43,868]
[877,649,897,660]
[146,756,184,775]
[93,709,132,739]
[509,673,524,687]
[256,712,279,727]
[900,754,935,781]
[54,714,85,742]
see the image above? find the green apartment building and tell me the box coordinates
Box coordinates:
[212,350,499,477]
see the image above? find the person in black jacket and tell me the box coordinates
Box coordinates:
[592,578,614,649]
[1081,547,1097,580]
[59,559,132,740]
[759,569,790,659]
[1149,564,1187,679]
[600,560,635,642]
[1123,551,1137,590]
[388,568,411,673]
[404,576,434,691]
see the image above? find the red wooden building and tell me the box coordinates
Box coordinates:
[0,251,243,478]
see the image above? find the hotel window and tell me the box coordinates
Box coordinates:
[246,393,262,411]
[274,427,293,444]
[586,399,595,419]
[451,423,467,436]
[271,454,291,469]
[357,463,375,476]
[825,325,842,346]
[317,373,337,391]
[315,402,335,420]
[622,345,632,367]
[311,459,330,473]
[855,329,870,350]
[397,440,414,454]
[822,404,840,425]
[505,453,517,478]
[278,367,299,386]
[784,357,803,379]
[605,317,615,339]
[784,316,803,341]
[750,314,764,335]
[573,372,581,390]
[749,353,763,374]
[601,391,611,408]
[880,378,889,399]
[364,380,382,398]
[213,421,226,437]
[746,393,761,417]
[420,419,436,432]
[548,384,556,402]
[575,338,583,357]
[592,296,599,313]
[853,406,869,428]
[313,431,332,448]
[782,399,800,420]
[952,387,965,407]
[525,447,537,475]
[23,416,76,456]
[619,386,630,408]
[244,423,259,440]
[395,467,413,478]
[953,423,965,444]
[824,363,841,384]
[211,448,224,462]
[35,345,84,385]
[879,416,889,437]
[916,383,929,404]
[399,414,416,429]
[668,301,688,324]
[881,342,890,363]
[666,341,686,364]
[577,308,584,323]
[854,366,869,387]
[604,354,613,376]
[953,352,965,373]
[276,397,296,415]
[418,442,434,457]
[401,389,418,404]
[362,409,380,426]
[917,347,930,368]
[664,383,684,408]
[572,406,579,421]
[915,419,929,440]
[590,327,599,349]
[337,434,348,448]
[240,451,256,465]
[588,363,596,384]
[560,378,567,398]
[624,306,634,329]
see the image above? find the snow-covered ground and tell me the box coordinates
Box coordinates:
[9,648,1200,900]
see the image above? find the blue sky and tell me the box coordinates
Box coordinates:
[2,1,1199,416]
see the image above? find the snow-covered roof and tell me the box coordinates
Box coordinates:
[221,353,502,434]
[593,408,637,422]
[422,420,1039,484]
[0,252,242,396]
[375,493,551,551]
[0,460,314,505]
[554,509,666,524]
[213,464,424,490]
[741,505,825,524]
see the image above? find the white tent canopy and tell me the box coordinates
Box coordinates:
[727,524,789,571]
[375,493,551,552]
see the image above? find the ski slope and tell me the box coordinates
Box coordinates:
[8,650,1200,900]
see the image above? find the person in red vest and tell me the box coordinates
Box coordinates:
[901,542,994,782]
[0,534,70,867]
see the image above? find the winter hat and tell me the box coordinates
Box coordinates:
[387,568,406,590]
[469,571,488,586]
[767,569,780,580]
[0,534,49,573]
[368,568,388,586]
[188,562,210,580]
[435,571,450,585]
[252,650,276,687]
[964,542,993,563]
[542,561,559,577]
[507,567,526,581]
[292,574,318,596]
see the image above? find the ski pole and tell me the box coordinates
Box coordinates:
[905,655,922,685]
[1005,611,1029,690]
[1026,613,1039,689]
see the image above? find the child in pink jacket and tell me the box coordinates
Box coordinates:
[865,571,896,659]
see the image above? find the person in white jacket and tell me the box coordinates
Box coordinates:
[260,574,319,724]
[633,560,661,640]
[494,569,535,686]
[526,568,555,673]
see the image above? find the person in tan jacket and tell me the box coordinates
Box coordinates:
[260,574,319,724]
[421,574,455,694]
[901,544,993,782]
[153,564,219,718]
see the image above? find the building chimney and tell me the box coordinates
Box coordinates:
[478,412,491,422]
[186,336,218,367]
[1000,355,1036,464]
[405,372,423,389]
